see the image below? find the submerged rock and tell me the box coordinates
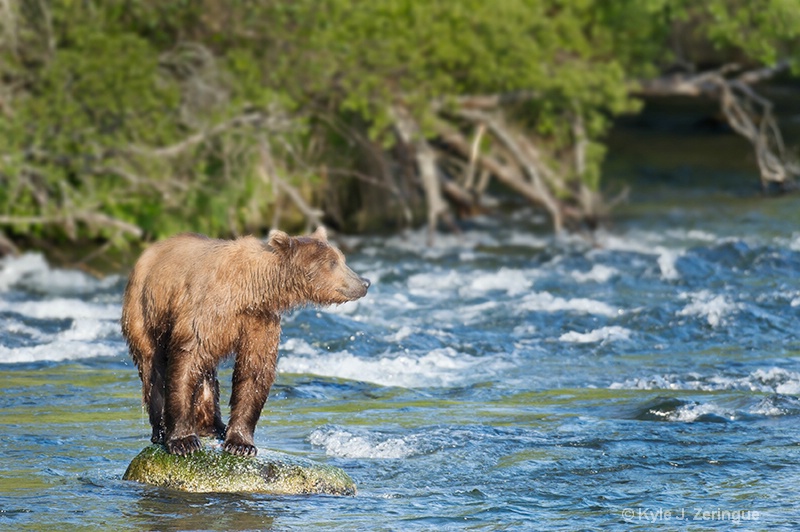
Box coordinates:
[123,441,356,495]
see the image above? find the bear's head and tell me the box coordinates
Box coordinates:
[268,226,370,305]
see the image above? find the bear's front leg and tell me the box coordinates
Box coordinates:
[224,317,280,457]
[163,353,202,456]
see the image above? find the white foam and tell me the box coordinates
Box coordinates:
[431,300,498,325]
[281,338,319,356]
[519,291,619,317]
[308,427,415,459]
[512,323,538,336]
[650,396,798,422]
[0,253,49,291]
[0,252,120,294]
[668,402,734,422]
[0,298,121,321]
[57,318,120,341]
[570,264,619,283]
[407,270,464,296]
[610,374,683,391]
[463,268,533,297]
[645,397,796,422]
[377,227,498,258]
[321,299,363,316]
[341,292,417,317]
[0,313,123,363]
[279,345,508,388]
[408,267,538,302]
[656,247,681,280]
[684,229,718,242]
[0,273,123,362]
[677,290,739,327]
[1,318,45,340]
[559,326,632,343]
[506,232,550,248]
[749,395,800,417]
[750,402,783,417]
[610,367,800,394]
[789,233,800,251]
[0,339,121,364]
[595,230,683,280]
[750,368,800,395]
[384,325,416,343]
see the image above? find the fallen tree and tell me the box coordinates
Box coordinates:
[637,61,799,190]
[383,60,799,240]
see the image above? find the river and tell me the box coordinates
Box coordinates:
[1,157,800,528]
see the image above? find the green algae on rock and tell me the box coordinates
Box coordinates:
[123,442,356,495]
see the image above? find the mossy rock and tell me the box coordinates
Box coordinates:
[123,441,356,495]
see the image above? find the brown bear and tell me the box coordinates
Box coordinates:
[121,227,370,457]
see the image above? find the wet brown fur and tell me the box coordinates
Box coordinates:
[121,227,369,457]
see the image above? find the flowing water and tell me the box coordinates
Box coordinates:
[1,185,800,530]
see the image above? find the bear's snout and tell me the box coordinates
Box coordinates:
[336,270,370,301]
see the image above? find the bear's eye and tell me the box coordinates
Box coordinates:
[329,258,338,270]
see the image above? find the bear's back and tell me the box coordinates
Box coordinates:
[132,235,274,327]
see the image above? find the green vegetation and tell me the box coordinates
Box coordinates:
[1,1,798,257]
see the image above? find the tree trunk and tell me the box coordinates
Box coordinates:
[391,105,448,244]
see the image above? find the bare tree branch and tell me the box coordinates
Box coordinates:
[257,139,324,230]
[128,112,289,158]
[453,108,566,231]
[636,63,798,188]
[736,60,791,85]
[463,123,485,192]
[432,91,540,111]
[437,125,565,232]
[391,105,449,244]
[0,212,143,238]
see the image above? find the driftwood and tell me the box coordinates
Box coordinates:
[385,62,797,242]
[637,62,798,190]
[439,125,565,230]
[390,105,451,244]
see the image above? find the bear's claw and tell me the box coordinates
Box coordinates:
[150,426,166,444]
[166,435,201,456]
[223,441,258,457]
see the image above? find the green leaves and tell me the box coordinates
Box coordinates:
[1,0,797,253]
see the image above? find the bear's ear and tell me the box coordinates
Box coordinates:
[311,226,328,241]
[268,229,293,253]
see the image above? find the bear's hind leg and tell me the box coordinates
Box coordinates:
[163,351,202,456]
[147,344,168,444]
[195,369,227,440]
[122,303,166,443]
[224,316,280,457]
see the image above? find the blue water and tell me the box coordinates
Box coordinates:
[1,191,799,530]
